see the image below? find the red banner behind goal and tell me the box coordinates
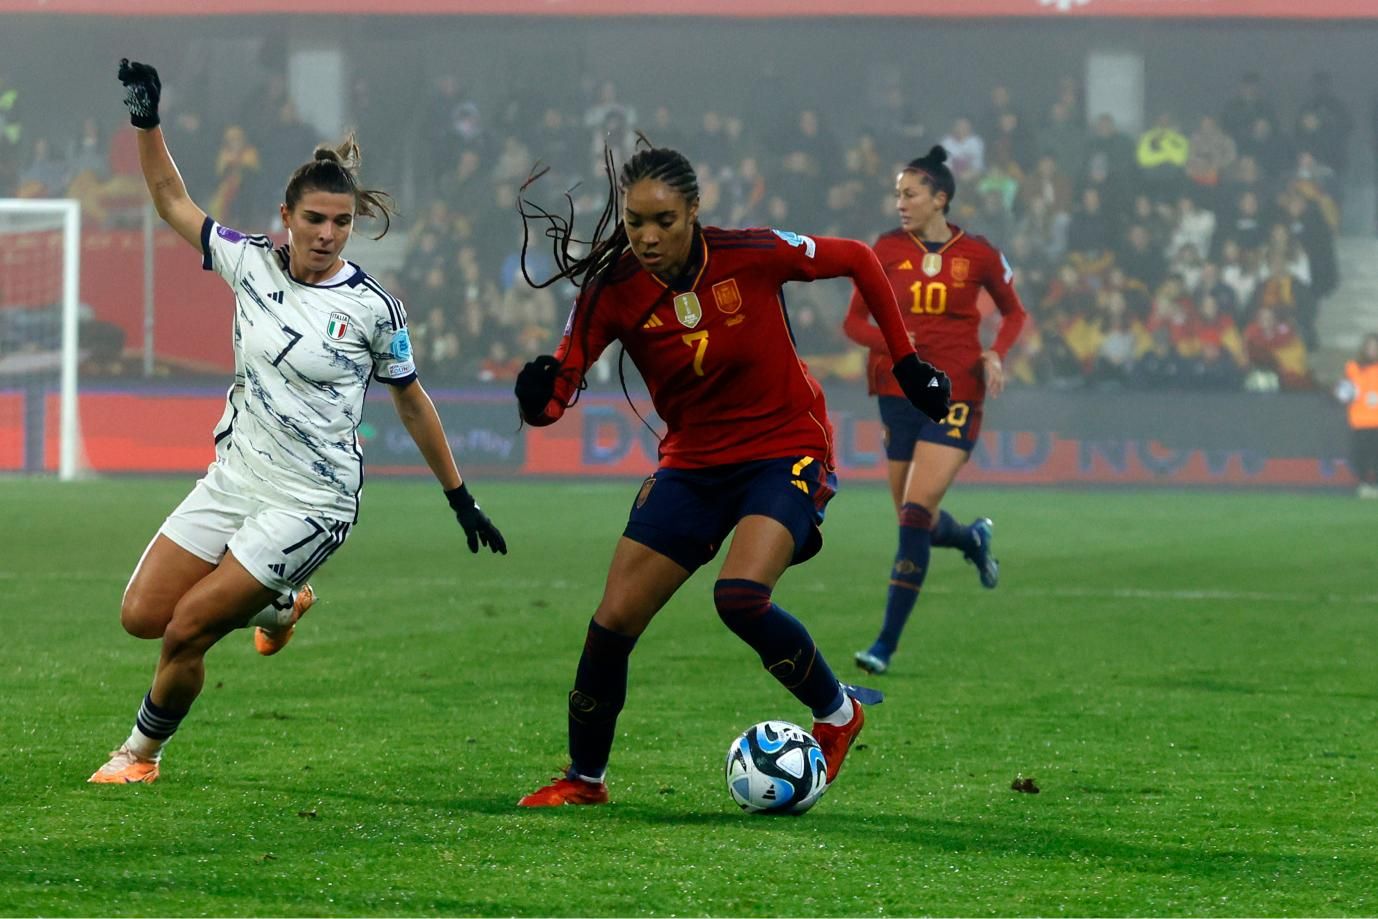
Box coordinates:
[0,0,1373,17]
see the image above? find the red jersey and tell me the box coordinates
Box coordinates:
[528,226,915,469]
[844,224,1027,402]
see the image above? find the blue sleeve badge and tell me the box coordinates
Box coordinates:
[390,328,413,361]
[771,228,817,259]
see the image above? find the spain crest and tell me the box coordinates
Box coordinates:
[635,475,656,509]
[921,253,943,278]
[673,292,703,328]
[952,257,970,282]
[712,278,742,315]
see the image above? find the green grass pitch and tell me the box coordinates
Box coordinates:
[1,477,1375,916]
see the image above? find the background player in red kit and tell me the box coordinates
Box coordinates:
[844,146,1027,676]
[512,144,949,807]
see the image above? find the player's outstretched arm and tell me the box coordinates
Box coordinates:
[389,379,507,555]
[118,59,207,251]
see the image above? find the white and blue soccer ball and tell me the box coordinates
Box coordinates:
[724,720,828,815]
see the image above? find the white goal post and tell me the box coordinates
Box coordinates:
[0,198,82,479]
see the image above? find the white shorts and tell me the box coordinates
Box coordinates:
[159,463,353,595]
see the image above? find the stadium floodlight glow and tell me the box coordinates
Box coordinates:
[0,198,83,480]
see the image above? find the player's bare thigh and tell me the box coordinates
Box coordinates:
[718,515,795,590]
[592,537,693,638]
[121,534,217,640]
[159,549,281,656]
[902,441,970,514]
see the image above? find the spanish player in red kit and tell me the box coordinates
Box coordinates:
[844,146,1026,676]
[512,143,950,806]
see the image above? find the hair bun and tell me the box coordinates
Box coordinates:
[314,147,342,164]
[925,145,949,166]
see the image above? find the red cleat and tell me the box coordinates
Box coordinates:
[812,700,866,785]
[517,773,609,807]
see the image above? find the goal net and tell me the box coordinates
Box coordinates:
[0,199,83,479]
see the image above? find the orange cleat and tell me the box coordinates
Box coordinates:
[254,583,315,656]
[517,772,609,807]
[812,700,866,785]
[88,746,160,784]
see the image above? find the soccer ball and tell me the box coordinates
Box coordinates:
[724,720,828,815]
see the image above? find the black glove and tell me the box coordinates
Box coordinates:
[118,58,161,129]
[893,353,951,423]
[514,354,560,422]
[445,484,506,555]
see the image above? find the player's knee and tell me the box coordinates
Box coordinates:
[713,579,772,627]
[898,501,936,529]
[159,603,224,659]
[119,590,170,639]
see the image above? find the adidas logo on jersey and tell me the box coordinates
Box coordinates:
[268,291,285,304]
[897,259,913,271]
[270,563,286,577]
[643,315,664,329]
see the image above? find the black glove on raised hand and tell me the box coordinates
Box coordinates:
[893,353,951,423]
[514,354,560,421]
[445,484,507,555]
[118,58,161,129]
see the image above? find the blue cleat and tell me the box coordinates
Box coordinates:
[853,649,890,676]
[965,517,999,589]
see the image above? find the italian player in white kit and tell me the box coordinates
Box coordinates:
[90,60,507,784]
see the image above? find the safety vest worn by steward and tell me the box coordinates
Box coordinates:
[1345,359,1378,430]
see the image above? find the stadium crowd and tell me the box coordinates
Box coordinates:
[0,66,1353,392]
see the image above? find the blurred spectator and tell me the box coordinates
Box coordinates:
[0,69,22,195]
[1185,114,1237,194]
[1243,304,1310,389]
[477,339,523,383]
[1282,188,1338,304]
[1136,112,1190,201]
[1220,72,1277,147]
[1336,333,1378,497]
[17,136,66,197]
[1236,117,1294,179]
[1166,194,1216,260]
[1066,186,1110,257]
[1185,293,1246,389]
[1220,238,1265,312]
[1038,97,1087,182]
[1133,325,1186,388]
[1119,223,1167,289]
[1257,243,1317,349]
[1089,290,1140,386]
[988,109,1034,175]
[1294,70,1352,175]
[165,109,215,199]
[940,117,985,180]
[207,125,261,228]
[1217,188,1269,255]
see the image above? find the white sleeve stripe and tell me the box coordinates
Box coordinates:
[361,276,405,331]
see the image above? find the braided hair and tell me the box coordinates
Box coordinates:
[284,134,396,239]
[516,137,700,401]
[904,145,956,214]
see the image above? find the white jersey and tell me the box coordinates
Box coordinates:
[200,217,415,521]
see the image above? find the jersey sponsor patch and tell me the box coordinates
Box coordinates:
[326,312,350,340]
[771,229,816,259]
[216,225,246,243]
